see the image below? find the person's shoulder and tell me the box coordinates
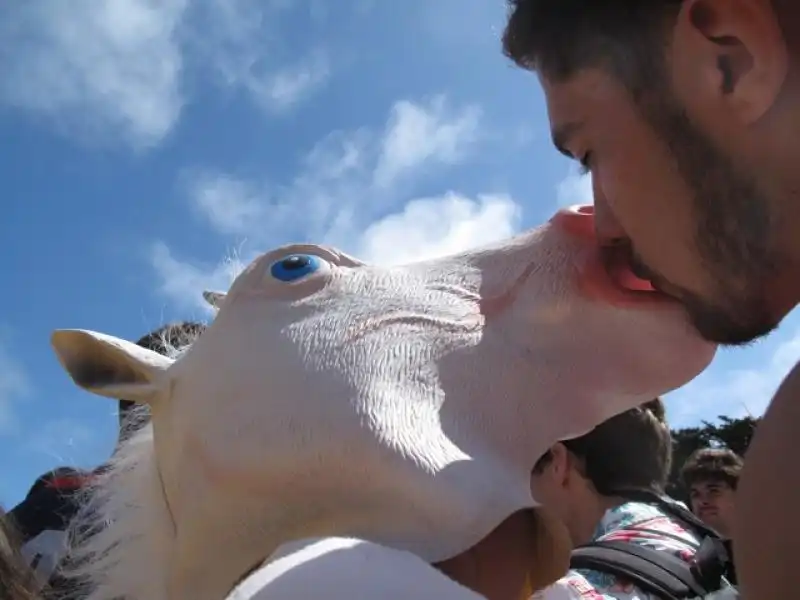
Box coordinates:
[226,537,484,600]
[596,501,662,535]
[599,501,697,542]
[534,569,653,600]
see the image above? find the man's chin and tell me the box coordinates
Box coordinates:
[688,308,779,347]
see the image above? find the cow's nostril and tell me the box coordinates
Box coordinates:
[550,205,595,239]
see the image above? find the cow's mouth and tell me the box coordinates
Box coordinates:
[578,243,677,307]
[602,244,657,294]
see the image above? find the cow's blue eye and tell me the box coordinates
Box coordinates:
[269,254,321,282]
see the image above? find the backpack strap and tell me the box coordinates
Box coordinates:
[605,488,736,588]
[571,540,710,600]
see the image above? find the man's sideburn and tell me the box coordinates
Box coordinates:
[636,91,780,344]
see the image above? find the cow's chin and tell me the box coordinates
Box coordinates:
[433,507,571,600]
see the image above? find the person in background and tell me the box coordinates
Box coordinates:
[0,508,37,600]
[8,321,206,598]
[530,399,735,599]
[681,448,743,538]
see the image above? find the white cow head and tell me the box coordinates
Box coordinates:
[52,206,715,599]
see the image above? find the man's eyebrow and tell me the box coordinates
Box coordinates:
[551,121,583,158]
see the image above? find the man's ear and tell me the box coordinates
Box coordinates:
[548,442,571,487]
[673,0,788,125]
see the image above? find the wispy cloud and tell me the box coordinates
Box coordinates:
[373,96,482,187]
[187,0,331,112]
[150,95,520,310]
[0,339,30,434]
[186,95,482,241]
[0,0,332,149]
[0,0,188,149]
[668,328,800,426]
[357,192,520,266]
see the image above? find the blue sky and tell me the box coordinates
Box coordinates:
[1,0,797,508]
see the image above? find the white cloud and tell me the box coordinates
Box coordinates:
[666,327,800,427]
[0,341,30,434]
[556,167,592,207]
[187,172,268,235]
[0,0,332,149]
[0,0,187,149]
[190,0,331,112]
[241,52,330,113]
[183,96,483,244]
[150,242,247,313]
[373,96,482,187]
[358,193,520,266]
[149,95,522,310]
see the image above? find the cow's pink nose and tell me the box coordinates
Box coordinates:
[550,204,595,239]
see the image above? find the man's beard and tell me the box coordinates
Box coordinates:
[640,92,781,345]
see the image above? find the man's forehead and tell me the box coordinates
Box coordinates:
[540,69,628,140]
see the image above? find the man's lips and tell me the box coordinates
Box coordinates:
[601,244,657,294]
[607,260,656,292]
[579,249,674,307]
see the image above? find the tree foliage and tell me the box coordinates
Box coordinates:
[667,415,758,501]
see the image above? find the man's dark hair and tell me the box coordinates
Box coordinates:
[533,398,672,495]
[501,0,796,90]
[502,1,683,92]
[118,321,206,435]
[681,447,744,490]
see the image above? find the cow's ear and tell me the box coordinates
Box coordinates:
[51,329,172,405]
[203,291,226,310]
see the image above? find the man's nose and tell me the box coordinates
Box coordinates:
[592,182,628,245]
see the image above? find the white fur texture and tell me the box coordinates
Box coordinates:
[53,210,715,599]
[226,537,484,599]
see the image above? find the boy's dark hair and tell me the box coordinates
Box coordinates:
[681,447,744,490]
[118,321,206,434]
[533,398,672,495]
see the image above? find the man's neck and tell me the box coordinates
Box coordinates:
[572,495,626,545]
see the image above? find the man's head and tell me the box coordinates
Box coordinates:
[118,321,206,439]
[503,0,800,345]
[681,447,742,535]
[530,399,671,545]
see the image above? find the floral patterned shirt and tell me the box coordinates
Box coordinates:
[532,501,738,600]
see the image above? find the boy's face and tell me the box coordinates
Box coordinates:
[689,480,736,536]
